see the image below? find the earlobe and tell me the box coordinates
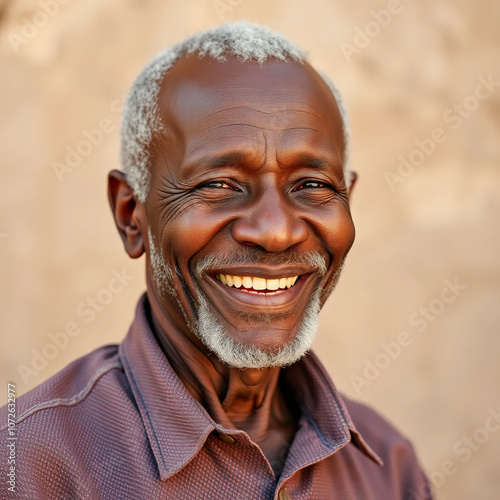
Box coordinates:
[108,170,145,259]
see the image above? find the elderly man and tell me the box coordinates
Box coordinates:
[1,22,433,500]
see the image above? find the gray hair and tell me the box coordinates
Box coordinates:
[121,21,351,202]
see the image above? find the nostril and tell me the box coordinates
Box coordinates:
[231,205,308,253]
[240,241,260,248]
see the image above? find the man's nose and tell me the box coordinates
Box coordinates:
[231,188,308,252]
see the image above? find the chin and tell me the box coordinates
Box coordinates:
[193,283,322,369]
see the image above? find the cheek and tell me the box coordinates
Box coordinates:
[161,205,234,262]
[314,207,355,260]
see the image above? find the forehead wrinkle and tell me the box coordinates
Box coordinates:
[199,75,336,120]
[200,104,327,119]
[207,124,326,138]
[156,66,343,181]
[160,73,336,155]
[277,126,323,134]
[195,112,328,137]
[180,123,338,177]
[212,123,264,130]
[198,105,328,125]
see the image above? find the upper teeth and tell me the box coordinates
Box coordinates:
[216,274,298,290]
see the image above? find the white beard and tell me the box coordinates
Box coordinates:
[193,280,321,369]
[149,229,342,369]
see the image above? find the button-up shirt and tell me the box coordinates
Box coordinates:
[1,295,433,499]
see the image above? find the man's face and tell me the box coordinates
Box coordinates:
[144,54,355,367]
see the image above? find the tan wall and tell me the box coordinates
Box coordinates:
[1,0,499,498]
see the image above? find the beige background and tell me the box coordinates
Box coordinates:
[1,0,499,498]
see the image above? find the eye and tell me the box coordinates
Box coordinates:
[292,179,332,191]
[200,180,235,190]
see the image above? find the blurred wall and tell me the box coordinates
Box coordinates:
[1,0,499,498]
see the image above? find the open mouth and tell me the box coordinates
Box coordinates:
[204,267,315,312]
[215,273,301,296]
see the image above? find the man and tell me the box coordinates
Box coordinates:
[1,22,433,499]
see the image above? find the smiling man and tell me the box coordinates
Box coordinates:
[1,22,433,500]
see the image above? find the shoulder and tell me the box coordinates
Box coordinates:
[343,395,413,451]
[0,345,132,498]
[0,344,124,433]
[342,395,434,499]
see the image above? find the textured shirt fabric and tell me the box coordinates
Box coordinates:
[1,295,433,499]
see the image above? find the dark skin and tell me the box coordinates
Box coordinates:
[108,53,357,477]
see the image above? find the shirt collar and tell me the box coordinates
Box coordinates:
[282,352,383,471]
[119,294,382,480]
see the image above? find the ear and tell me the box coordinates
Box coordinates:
[347,171,358,200]
[108,170,145,259]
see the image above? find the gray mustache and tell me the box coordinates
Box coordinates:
[194,249,328,280]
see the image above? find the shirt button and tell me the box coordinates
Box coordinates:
[218,433,236,444]
[278,487,291,500]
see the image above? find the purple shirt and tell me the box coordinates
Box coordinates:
[1,295,433,499]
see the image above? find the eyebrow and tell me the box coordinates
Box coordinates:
[181,152,254,176]
[286,152,342,171]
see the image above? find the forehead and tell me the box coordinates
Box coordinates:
[155,54,345,172]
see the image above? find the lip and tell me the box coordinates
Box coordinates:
[205,271,314,310]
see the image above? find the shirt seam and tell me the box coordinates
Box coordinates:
[1,360,123,431]
[296,397,337,449]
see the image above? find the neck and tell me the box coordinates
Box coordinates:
[146,288,298,440]
[146,285,301,477]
